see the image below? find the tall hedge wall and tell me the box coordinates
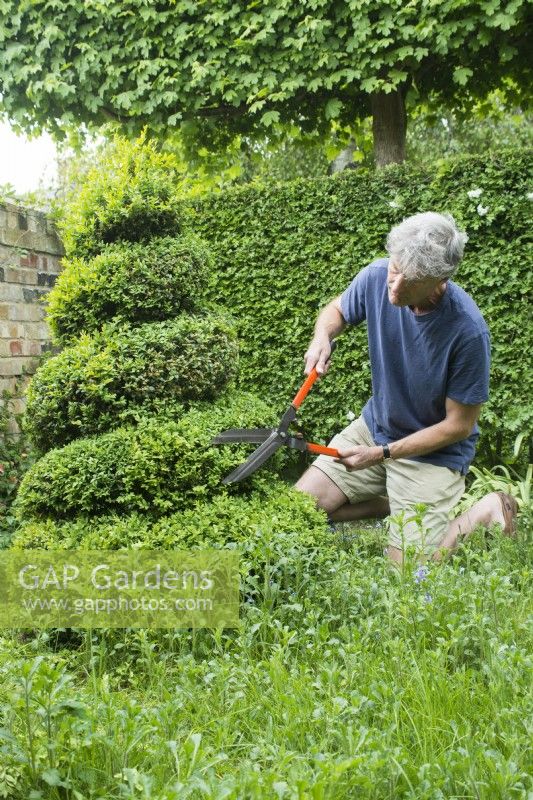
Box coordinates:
[190,148,532,468]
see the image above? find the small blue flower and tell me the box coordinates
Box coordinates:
[414,565,428,584]
[424,592,433,604]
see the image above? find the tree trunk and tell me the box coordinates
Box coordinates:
[371,90,407,167]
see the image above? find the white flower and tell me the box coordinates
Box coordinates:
[527,192,533,201]
[477,203,489,216]
[467,188,483,199]
[388,200,400,208]
[346,410,356,421]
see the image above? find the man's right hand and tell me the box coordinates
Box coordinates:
[304,338,333,376]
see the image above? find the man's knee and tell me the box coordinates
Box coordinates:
[294,465,348,514]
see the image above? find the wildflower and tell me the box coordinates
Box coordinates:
[467,188,483,199]
[476,204,489,216]
[527,192,533,201]
[346,410,356,421]
[424,592,433,604]
[389,200,400,208]
[414,565,428,583]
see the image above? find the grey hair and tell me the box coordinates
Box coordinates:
[386,212,468,280]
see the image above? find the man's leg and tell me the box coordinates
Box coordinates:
[431,491,518,562]
[294,465,349,516]
[295,465,389,520]
[294,417,388,520]
[385,460,465,565]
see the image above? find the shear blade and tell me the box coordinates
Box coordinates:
[211,427,273,445]
[222,432,283,484]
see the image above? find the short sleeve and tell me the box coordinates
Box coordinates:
[447,333,491,405]
[340,265,370,326]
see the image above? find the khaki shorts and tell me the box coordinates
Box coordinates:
[313,416,465,554]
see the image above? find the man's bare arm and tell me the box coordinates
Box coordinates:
[304,295,347,375]
[335,397,483,470]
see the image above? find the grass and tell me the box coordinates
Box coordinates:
[0,516,531,799]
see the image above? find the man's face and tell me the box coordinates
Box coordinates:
[387,261,443,308]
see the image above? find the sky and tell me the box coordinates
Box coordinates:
[0,120,58,195]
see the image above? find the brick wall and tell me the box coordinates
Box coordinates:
[0,203,63,433]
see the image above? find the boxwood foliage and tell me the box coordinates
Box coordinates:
[58,133,189,259]
[15,392,295,520]
[189,148,532,467]
[46,235,211,344]
[12,480,329,553]
[11,481,331,601]
[24,315,239,453]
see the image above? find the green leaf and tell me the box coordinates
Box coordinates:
[260,110,280,127]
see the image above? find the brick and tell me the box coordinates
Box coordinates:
[22,287,48,303]
[0,377,18,395]
[0,357,24,376]
[37,272,57,288]
[10,397,27,415]
[4,267,38,285]
[20,251,38,268]
[22,321,51,340]
[0,339,42,358]
[4,304,44,322]
[0,322,25,338]
[41,256,48,271]
[4,416,21,435]
[0,305,8,320]
[0,284,25,302]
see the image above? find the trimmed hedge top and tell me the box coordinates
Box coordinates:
[46,235,211,343]
[24,315,239,453]
[58,133,188,259]
[15,392,294,521]
[12,480,329,554]
[190,148,533,467]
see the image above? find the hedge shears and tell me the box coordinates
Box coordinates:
[211,341,340,484]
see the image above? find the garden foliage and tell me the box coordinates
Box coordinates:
[25,316,239,452]
[56,133,188,259]
[46,235,211,343]
[190,148,532,467]
[16,393,291,520]
[19,135,314,543]
[12,480,328,554]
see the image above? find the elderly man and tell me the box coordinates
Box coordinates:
[295,212,517,563]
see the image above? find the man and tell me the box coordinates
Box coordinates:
[295,212,517,563]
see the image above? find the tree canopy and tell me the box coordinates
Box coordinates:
[0,0,530,165]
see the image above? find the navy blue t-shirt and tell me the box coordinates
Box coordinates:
[340,258,490,475]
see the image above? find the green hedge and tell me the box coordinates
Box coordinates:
[190,148,532,467]
[12,481,329,552]
[15,392,294,520]
[47,235,211,344]
[24,316,239,452]
[58,134,188,259]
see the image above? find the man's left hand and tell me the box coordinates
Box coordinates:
[334,446,383,471]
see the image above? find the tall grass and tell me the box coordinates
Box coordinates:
[0,520,531,799]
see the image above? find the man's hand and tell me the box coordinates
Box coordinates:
[304,338,333,376]
[334,445,383,471]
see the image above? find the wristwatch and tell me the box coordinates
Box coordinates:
[382,443,392,461]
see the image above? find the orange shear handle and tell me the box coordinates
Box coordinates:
[307,443,340,457]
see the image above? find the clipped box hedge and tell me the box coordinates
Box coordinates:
[25,315,239,453]
[58,133,188,259]
[15,393,294,520]
[12,480,329,552]
[12,481,331,602]
[47,235,211,344]
[190,148,532,467]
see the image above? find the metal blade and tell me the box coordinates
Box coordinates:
[211,428,273,445]
[222,431,283,484]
